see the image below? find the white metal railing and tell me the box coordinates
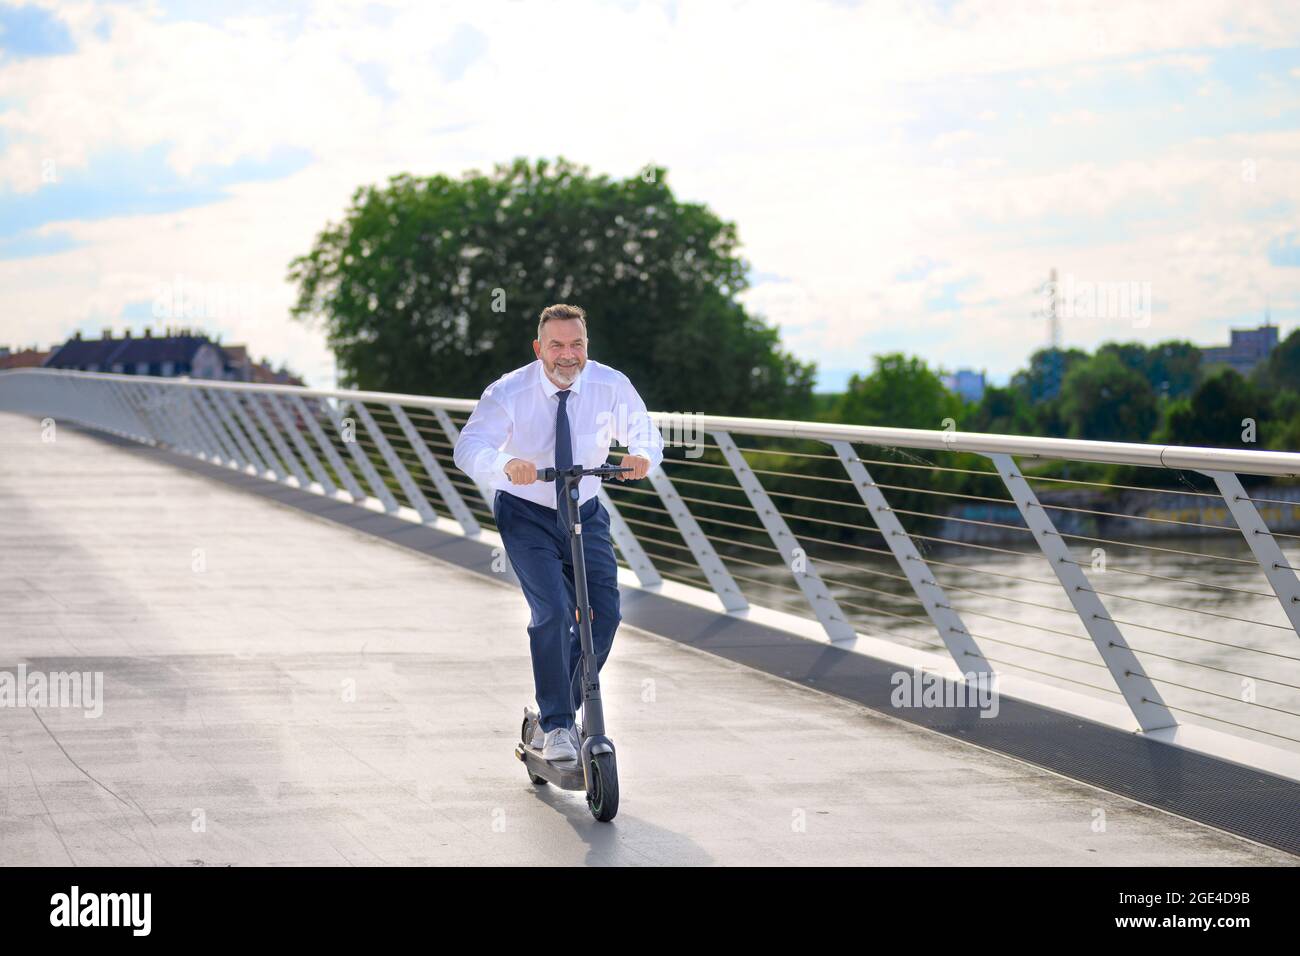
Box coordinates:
[4,366,1299,776]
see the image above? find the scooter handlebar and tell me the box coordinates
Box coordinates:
[536,464,633,483]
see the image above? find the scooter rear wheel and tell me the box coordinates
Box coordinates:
[586,752,619,822]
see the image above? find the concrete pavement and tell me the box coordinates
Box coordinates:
[0,410,1292,865]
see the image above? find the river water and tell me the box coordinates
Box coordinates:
[686,533,1300,755]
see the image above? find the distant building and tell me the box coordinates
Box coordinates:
[1201,323,1278,377]
[942,368,986,403]
[41,328,305,385]
[0,347,51,370]
[44,328,228,378]
[250,362,306,387]
[222,344,253,381]
[222,342,305,386]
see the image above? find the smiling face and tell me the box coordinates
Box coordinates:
[533,316,588,387]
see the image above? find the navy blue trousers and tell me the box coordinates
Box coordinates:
[493,490,621,733]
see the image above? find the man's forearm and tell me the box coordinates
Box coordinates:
[454,440,513,484]
[453,391,513,484]
[626,414,664,470]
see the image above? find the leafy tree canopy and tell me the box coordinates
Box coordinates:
[1059,350,1159,442]
[1157,368,1264,449]
[1254,327,1300,394]
[288,157,815,417]
[831,353,962,431]
[1097,340,1201,399]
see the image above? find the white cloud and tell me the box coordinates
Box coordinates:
[1049,109,1098,126]
[2,0,1299,388]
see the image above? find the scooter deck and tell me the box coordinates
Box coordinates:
[515,743,587,790]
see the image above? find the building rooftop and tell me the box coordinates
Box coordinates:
[44,328,222,369]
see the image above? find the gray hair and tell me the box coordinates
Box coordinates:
[537,303,587,341]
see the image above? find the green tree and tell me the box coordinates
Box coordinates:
[1156,368,1262,449]
[830,353,962,430]
[1262,389,1300,451]
[1011,348,1089,402]
[964,383,1036,435]
[1009,347,1089,436]
[1254,327,1300,394]
[801,353,999,530]
[1097,340,1201,399]
[288,157,815,416]
[1144,341,1202,399]
[1059,351,1158,442]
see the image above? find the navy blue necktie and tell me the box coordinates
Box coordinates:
[554,389,573,529]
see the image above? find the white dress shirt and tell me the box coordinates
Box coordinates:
[453,359,665,509]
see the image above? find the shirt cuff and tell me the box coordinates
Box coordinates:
[628,446,660,468]
[492,451,515,476]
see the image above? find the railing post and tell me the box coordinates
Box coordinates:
[1202,470,1300,638]
[344,401,434,520]
[246,391,310,487]
[331,399,401,513]
[990,453,1176,732]
[164,385,206,456]
[596,486,663,588]
[137,382,176,446]
[713,430,857,641]
[193,389,249,469]
[389,404,480,535]
[81,378,108,432]
[211,390,271,475]
[830,441,990,675]
[646,465,747,611]
[269,394,336,495]
[181,389,233,464]
[90,379,117,433]
[52,375,76,426]
[291,395,367,502]
[223,390,286,480]
[106,382,148,439]
[148,384,198,453]
[118,382,162,444]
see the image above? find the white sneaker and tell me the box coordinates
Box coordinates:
[541,727,578,762]
[527,713,576,750]
[568,724,583,752]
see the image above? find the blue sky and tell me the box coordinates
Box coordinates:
[0,2,74,59]
[2,0,1299,391]
[0,143,312,241]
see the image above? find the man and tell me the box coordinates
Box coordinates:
[453,304,664,762]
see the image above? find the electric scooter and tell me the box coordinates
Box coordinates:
[514,462,630,822]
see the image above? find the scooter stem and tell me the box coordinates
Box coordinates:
[559,471,606,738]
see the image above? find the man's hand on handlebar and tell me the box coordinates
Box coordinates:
[504,458,538,485]
[616,454,651,481]
[514,458,648,484]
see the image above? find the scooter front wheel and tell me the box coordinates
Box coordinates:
[586,752,619,822]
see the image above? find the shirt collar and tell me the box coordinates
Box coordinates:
[537,359,585,399]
